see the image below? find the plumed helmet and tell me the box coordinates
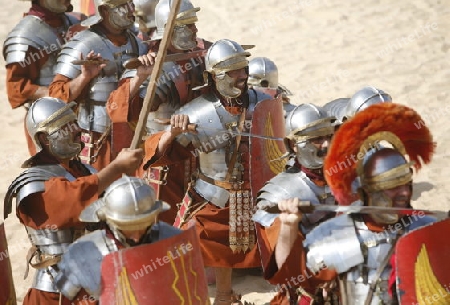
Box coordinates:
[26,97,77,153]
[133,0,158,28]
[324,103,435,206]
[81,0,131,27]
[248,57,278,89]
[344,86,392,120]
[81,176,170,231]
[357,147,413,224]
[204,39,251,75]
[153,0,199,40]
[285,104,336,169]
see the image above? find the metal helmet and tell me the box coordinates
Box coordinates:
[94,176,170,232]
[358,148,413,224]
[82,0,134,28]
[41,0,71,13]
[153,0,199,50]
[203,39,251,98]
[344,86,392,120]
[133,0,158,29]
[322,97,350,124]
[285,103,336,169]
[26,97,81,158]
[248,57,278,89]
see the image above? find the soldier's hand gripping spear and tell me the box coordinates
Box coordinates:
[128,0,184,150]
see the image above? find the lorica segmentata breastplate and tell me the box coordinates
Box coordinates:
[4,163,97,293]
[305,214,398,305]
[254,169,335,231]
[3,14,79,87]
[55,29,147,133]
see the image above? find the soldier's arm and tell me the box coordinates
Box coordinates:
[261,199,337,292]
[5,47,49,108]
[107,78,164,124]
[49,74,73,101]
[49,51,105,102]
[16,174,100,230]
[128,53,155,98]
[143,130,193,169]
[16,149,143,230]
[275,198,304,269]
[153,114,194,158]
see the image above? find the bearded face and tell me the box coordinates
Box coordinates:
[214,67,248,99]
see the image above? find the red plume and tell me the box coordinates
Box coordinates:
[324,103,435,205]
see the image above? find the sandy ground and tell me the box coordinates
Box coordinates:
[0,0,449,304]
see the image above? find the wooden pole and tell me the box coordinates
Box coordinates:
[129,0,182,149]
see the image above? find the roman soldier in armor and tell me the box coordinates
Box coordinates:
[270,103,436,305]
[324,86,392,125]
[3,0,85,156]
[109,0,212,223]
[54,176,183,303]
[3,97,144,305]
[48,0,149,170]
[144,38,285,304]
[253,103,338,304]
[248,57,295,118]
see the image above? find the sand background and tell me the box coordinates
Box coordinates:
[1,0,449,303]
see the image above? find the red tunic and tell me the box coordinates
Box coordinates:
[110,38,212,224]
[17,152,100,305]
[144,114,261,268]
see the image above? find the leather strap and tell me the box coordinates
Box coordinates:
[224,108,247,182]
[24,245,61,279]
[364,234,399,305]
[197,172,250,190]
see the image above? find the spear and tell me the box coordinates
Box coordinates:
[129,0,183,149]
[258,203,449,217]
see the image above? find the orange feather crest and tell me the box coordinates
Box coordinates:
[324,103,435,205]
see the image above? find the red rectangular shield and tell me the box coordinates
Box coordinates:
[100,226,210,304]
[396,218,450,304]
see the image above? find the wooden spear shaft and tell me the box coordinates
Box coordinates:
[129,0,182,149]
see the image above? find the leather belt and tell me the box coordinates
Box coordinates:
[197,172,250,191]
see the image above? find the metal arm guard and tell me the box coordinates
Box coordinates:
[303,214,364,274]
[4,163,96,293]
[55,222,181,300]
[253,170,336,231]
[54,29,147,132]
[55,230,117,300]
[3,14,79,86]
[305,214,436,304]
[4,164,96,219]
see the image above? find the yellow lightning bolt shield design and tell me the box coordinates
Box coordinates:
[264,113,287,174]
[169,248,211,305]
[415,244,450,304]
[115,267,138,305]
